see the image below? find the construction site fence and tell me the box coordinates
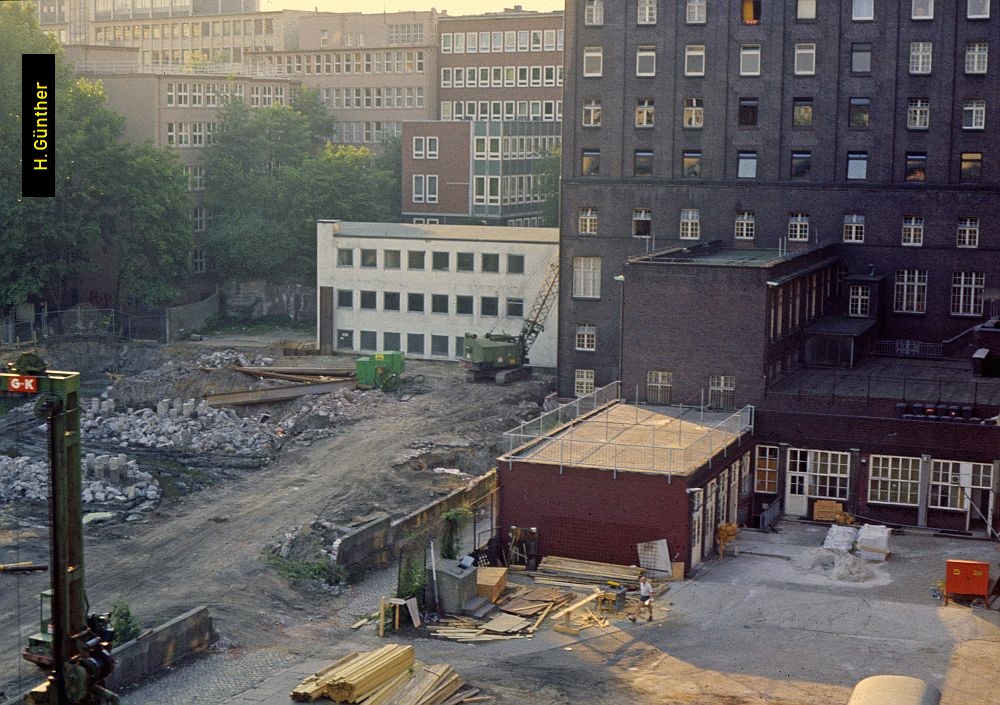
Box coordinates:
[1,307,167,345]
[502,381,622,453]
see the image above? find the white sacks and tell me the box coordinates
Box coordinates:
[855,524,891,562]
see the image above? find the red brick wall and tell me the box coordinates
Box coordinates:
[497,459,690,568]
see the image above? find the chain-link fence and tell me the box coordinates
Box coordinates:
[1,307,166,345]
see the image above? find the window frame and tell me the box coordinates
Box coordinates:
[575,323,597,351]
[579,207,598,235]
[894,268,927,313]
[794,43,817,76]
[740,44,762,76]
[637,0,657,25]
[737,151,758,179]
[868,455,921,506]
[951,271,985,316]
[572,256,602,299]
[583,46,603,77]
[847,152,868,180]
[849,285,871,317]
[735,211,756,240]
[911,0,933,20]
[636,45,656,77]
[788,212,810,241]
[907,97,930,130]
[843,213,866,243]
[683,97,704,129]
[957,217,980,248]
[685,45,706,77]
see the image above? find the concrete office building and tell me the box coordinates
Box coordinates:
[316,221,559,366]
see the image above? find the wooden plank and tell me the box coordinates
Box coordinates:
[553,623,581,636]
[479,613,531,633]
[204,378,355,407]
[549,590,601,620]
[527,601,554,633]
[406,597,421,628]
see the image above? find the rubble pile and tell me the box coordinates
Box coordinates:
[793,547,877,583]
[275,387,382,438]
[195,350,275,368]
[0,453,160,505]
[83,397,279,455]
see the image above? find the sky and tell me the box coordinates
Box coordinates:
[260,0,563,16]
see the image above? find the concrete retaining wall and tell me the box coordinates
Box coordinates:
[106,605,214,692]
[335,470,498,578]
[166,292,220,342]
[223,281,315,322]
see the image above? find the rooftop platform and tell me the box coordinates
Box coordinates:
[626,240,834,269]
[320,220,558,244]
[501,384,753,476]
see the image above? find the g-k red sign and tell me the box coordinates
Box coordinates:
[6,376,39,393]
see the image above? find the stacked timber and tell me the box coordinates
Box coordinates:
[533,556,644,588]
[291,645,414,703]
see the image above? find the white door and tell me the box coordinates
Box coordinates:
[786,468,808,516]
[690,489,703,567]
[729,463,740,521]
[718,469,729,523]
[704,480,717,557]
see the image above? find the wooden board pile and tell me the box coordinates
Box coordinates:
[291,645,485,705]
[531,556,644,589]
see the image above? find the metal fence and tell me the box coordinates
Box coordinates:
[872,339,944,359]
[767,370,1000,406]
[1,307,165,345]
[502,381,621,454]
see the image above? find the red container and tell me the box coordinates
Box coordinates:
[945,559,990,602]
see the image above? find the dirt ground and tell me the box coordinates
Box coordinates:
[0,333,554,698]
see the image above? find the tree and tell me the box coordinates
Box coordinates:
[0,4,191,311]
[533,145,562,228]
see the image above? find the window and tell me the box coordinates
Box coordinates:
[683,98,704,128]
[685,45,705,76]
[383,331,401,350]
[788,213,810,241]
[481,253,500,273]
[432,251,449,271]
[930,462,964,510]
[847,152,868,180]
[682,151,702,178]
[905,153,927,182]
[582,149,600,176]
[740,44,761,76]
[968,0,991,19]
[637,0,657,24]
[791,151,812,179]
[336,330,354,350]
[849,97,871,127]
[192,247,206,273]
[853,0,874,20]
[738,151,758,179]
[572,256,601,298]
[383,292,400,311]
[430,335,449,357]
[636,46,656,76]
[909,42,932,74]
[849,285,871,317]
[963,100,986,130]
[456,295,473,314]
[868,456,921,506]
[792,98,813,127]
[635,98,655,127]
[680,209,700,240]
[709,375,736,409]
[337,248,354,267]
[852,43,872,74]
[412,174,425,203]
[336,289,354,308]
[912,0,933,19]
[907,98,929,129]
[584,0,604,25]
[794,44,816,75]
[797,0,817,19]
[358,249,377,268]
[687,0,707,24]
[359,330,377,351]
[480,296,498,316]
[425,175,438,204]
[579,207,598,235]
[735,211,756,240]
[360,290,377,309]
[456,252,474,272]
[966,43,988,74]
[505,254,524,275]
[407,250,425,270]
[742,0,761,24]
[426,137,438,159]
[575,323,596,351]
[843,214,865,242]
[407,293,424,312]
[407,333,424,355]
[755,446,778,493]
[957,217,980,248]
[952,272,985,316]
[632,208,651,237]
[383,249,401,270]
[583,47,602,77]
[645,370,673,404]
[738,98,759,127]
[902,216,924,246]
[787,449,850,500]
[959,152,983,184]
[894,269,927,313]
[412,136,425,159]
[574,369,595,396]
[506,298,524,318]
[582,98,602,127]
[634,150,654,177]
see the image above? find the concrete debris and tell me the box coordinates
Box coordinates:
[793,548,877,583]
[821,524,859,552]
[196,349,275,368]
[0,454,160,505]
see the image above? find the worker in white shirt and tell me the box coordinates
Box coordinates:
[629,575,654,622]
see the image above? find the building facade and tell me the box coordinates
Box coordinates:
[559,0,1000,398]
[316,221,559,366]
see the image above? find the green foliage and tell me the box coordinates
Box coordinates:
[0,5,191,311]
[533,145,562,228]
[264,553,347,586]
[397,552,426,600]
[441,506,474,560]
[109,597,142,646]
[204,100,399,281]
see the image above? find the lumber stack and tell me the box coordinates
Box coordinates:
[533,556,644,587]
[291,645,414,703]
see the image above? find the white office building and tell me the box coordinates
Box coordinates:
[316,220,559,366]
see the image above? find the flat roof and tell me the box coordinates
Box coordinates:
[806,316,877,337]
[503,401,750,476]
[320,220,558,245]
[628,242,826,268]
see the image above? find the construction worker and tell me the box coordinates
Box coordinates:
[629,575,654,622]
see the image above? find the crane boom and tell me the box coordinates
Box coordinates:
[519,261,559,360]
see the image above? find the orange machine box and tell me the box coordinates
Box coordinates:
[945,559,990,597]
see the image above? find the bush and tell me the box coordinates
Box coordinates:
[109,597,142,646]
[440,506,473,560]
[264,553,347,586]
